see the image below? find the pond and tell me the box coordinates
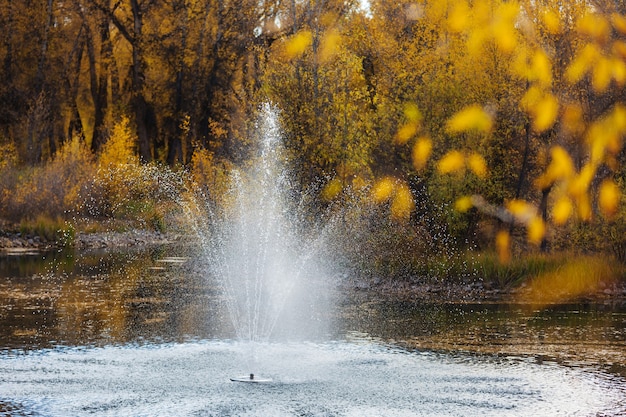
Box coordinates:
[0,246,625,416]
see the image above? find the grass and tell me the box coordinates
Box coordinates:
[469,251,625,297]
[470,251,562,289]
[19,215,75,244]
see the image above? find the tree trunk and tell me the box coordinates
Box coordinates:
[86,5,112,153]
[130,0,153,162]
[65,28,86,142]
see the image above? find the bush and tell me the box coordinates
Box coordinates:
[0,136,97,222]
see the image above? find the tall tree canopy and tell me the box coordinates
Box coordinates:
[0,0,625,256]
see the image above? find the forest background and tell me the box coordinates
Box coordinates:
[1,0,625,292]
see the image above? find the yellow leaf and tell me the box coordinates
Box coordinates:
[568,164,595,198]
[403,103,422,122]
[395,122,418,144]
[412,137,432,171]
[542,9,561,34]
[467,153,488,178]
[532,94,559,132]
[612,41,626,60]
[391,182,415,221]
[446,105,493,133]
[536,146,575,189]
[611,58,626,86]
[467,29,489,56]
[519,257,615,307]
[566,44,600,84]
[552,196,573,225]
[321,178,342,201]
[531,49,552,87]
[495,230,511,264]
[561,104,585,136]
[577,193,592,221]
[548,146,575,179]
[319,29,341,63]
[283,30,313,60]
[576,13,610,43]
[448,1,470,32]
[507,199,536,221]
[491,2,519,53]
[592,57,613,92]
[372,177,395,203]
[437,150,465,175]
[599,179,620,217]
[505,200,537,223]
[520,85,542,110]
[455,196,473,213]
[611,13,626,35]
[527,216,546,245]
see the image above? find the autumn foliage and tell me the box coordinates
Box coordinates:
[0,0,625,273]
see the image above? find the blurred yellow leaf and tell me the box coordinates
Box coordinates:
[395,122,419,144]
[599,179,620,217]
[542,9,561,34]
[391,182,415,221]
[321,178,342,201]
[527,216,546,245]
[319,29,341,63]
[561,104,585,136]
[446,105,493,133]
[396,103,422,144]
[592,57,612,92]
[412,137,432,171]
[495,230,511,264]
[568,164,595,198]
[448,1,470,33]
[467,153,488,178]
[566,44,600,83]
[552,196,573,225]
[612,41,626,59]
[437,150,465,175]
[506,199,536,221]
[576,13,610,43]
[519,257,616,308]
[372,177,395,203]
[535,146,575,189]
[532,94,559,132]
[520,85,542,110]
[283,30,313,60]
[531,49,552,87]
[467,29,489,55]
[577,193,593,221]
[455,196,473,213]
[491,2,519,53]
[611,13,626,35]
[611,58,626,86]
[403,103,422,122]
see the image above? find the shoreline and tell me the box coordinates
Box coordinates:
[0,229,181,252]
[2,228,625,305]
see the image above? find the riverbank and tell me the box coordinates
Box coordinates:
[2,225,626,306]
[0,229,180,252]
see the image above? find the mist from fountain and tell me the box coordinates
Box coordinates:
[183,104,337,344]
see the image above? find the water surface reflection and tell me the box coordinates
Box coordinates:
[1,247,625,375]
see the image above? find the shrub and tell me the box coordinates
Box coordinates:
[1,136,96,222]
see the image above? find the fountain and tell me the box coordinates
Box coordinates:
[0,104,624,415]
[181,103,339,380]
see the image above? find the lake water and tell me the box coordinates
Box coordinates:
[0,246,625,416]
